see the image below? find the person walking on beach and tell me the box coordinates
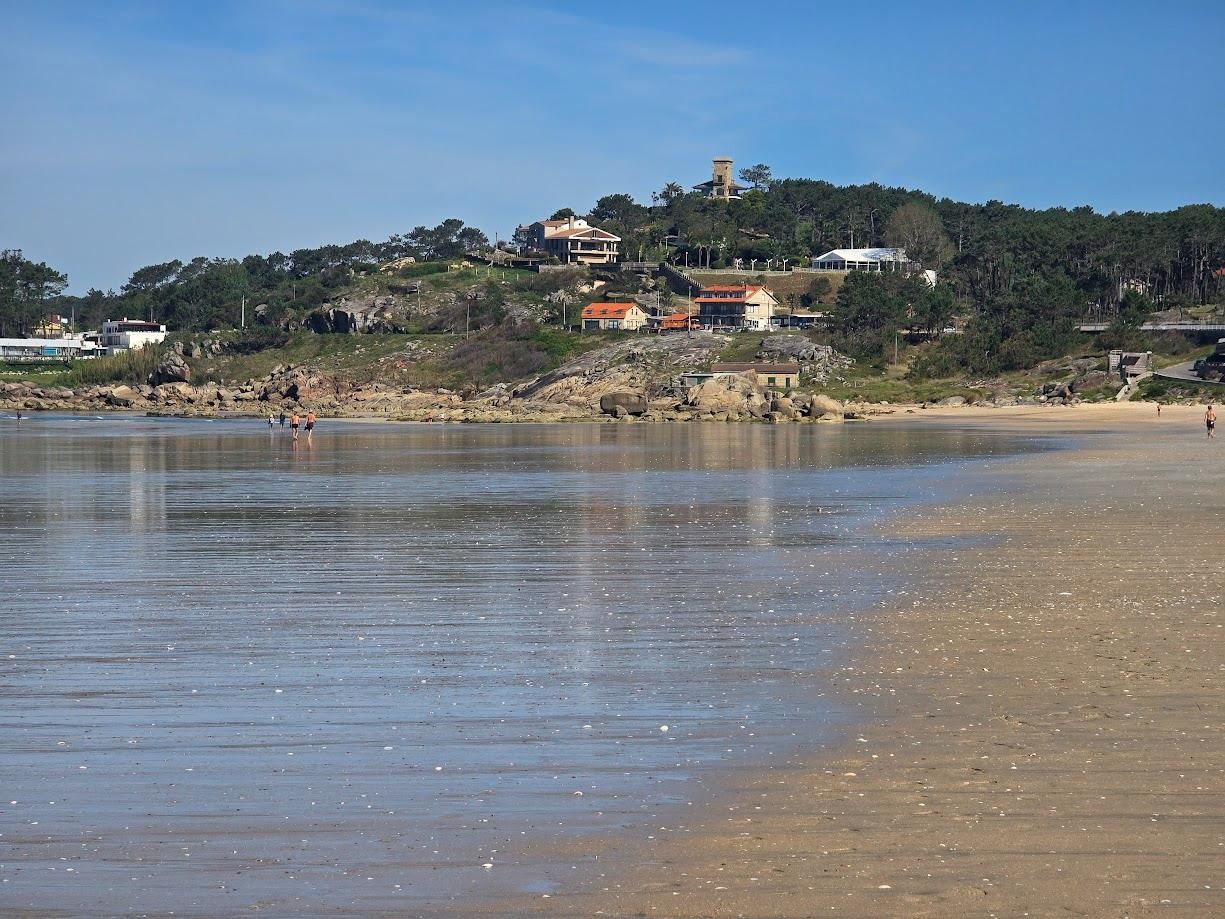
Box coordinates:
[268,413,275,428]
[290,411,301,440]
[304,410,316,441]
[278,411,286,428]
[1207,404,1217,439]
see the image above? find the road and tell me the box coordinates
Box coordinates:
[1154,360,1225,385]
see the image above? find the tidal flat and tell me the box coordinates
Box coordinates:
[1,416,1051,916]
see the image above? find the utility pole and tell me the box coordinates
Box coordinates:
[240,294,246,329]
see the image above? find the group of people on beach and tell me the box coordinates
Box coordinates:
[268,409,317,440]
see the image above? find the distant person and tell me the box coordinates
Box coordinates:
[291,412,301,440]
[278,411,286,428]
[1207,405,1217,439]
[268,413,275,428]
[1156,404,1161,417]
[15,409,22,421]
[305,411,316,439]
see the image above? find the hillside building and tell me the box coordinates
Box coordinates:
[522,217,620,265]
[94,318,167,354]
[810,247,913,272]
[711,362,800,389]
[694,284,778,331]
[580,302,648,332]
[693,157,747,201]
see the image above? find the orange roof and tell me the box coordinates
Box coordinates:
[581,302,637,319]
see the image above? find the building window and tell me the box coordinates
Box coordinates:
[767,377,776,386]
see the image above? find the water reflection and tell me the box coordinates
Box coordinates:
[0,416,1047,915]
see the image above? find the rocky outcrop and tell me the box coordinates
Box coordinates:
[150,352,191,385]
[105,385,140,407]
[685,376,768,417]
[515,333,725,410]
[756,336,854,382]
[599,392,648,416]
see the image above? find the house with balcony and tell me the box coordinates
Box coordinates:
[694,284,778,331]
[523,217,620,265]
[94,318,167,355]
[580,302,648,332]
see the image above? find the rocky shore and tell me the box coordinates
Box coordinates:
[0,333,881,424]
[0,334,1167,424]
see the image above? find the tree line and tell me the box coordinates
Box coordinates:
[6,170,1223,378]
[0,220,490,336]
[572,166,1223,371]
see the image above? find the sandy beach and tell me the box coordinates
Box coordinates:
[490,402,1225,918]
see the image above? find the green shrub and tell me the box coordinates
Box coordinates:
[65,346,166,387]
[396,263,450,279]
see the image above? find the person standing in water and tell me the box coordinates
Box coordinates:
[290,411,301,440]
[1207,404,1217,439]
[268,413,275,428]
[278,411,286,428]
[304,410,316,440]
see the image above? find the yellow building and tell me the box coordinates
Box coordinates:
[580,302,648,331]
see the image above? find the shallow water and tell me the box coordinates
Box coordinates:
[0,417,1047,915]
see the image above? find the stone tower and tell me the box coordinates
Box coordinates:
[694,157,746,200]
[711,157,734,198]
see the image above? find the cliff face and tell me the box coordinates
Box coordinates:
[513,333,725,409]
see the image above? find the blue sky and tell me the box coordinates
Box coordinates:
[3,0,1223,293]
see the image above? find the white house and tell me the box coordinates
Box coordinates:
[523,217,620,265]
[95,318,167,354]
[810,247,912,272]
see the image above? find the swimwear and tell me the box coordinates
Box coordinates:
[305,421,314,431]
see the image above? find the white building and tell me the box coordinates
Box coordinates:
[810,247,912,272]
[523,217,620,265]
[0,336,97,362]
[95,318,167,354]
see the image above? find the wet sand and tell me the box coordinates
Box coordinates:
[507,403,1225,917]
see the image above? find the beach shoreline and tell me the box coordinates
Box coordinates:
[482,403,1225,918]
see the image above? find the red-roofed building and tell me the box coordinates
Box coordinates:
[694,284,779,331]
[656,311,700,332]
[711,362,801,389]
[580,302,648,331]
